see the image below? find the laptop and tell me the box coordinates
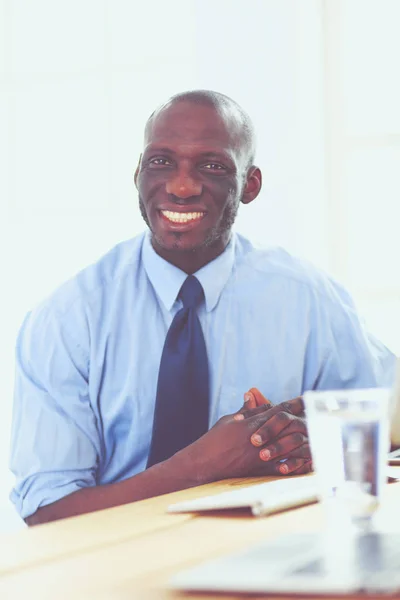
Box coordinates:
[170,532,400,595]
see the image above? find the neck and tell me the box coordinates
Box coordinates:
[151,235,231,274]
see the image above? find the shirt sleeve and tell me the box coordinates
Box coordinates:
[303,279,397,392]
[9,304,100,519]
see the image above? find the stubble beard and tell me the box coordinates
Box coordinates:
[138,193,241,254]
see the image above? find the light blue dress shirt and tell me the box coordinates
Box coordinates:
[10,232,396,518]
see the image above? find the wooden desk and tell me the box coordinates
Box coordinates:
[0,477,399,600]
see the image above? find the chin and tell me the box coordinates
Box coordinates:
[154,231,202,253]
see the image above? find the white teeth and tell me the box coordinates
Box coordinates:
[161,210,204,223]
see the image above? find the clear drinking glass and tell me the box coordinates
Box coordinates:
[303,388,391,532]
[303,388,392,582]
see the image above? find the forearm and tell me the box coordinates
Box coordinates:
[25,451,201,526]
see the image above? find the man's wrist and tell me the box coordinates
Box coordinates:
[167,442,210,487]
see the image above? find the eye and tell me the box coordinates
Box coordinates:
[201,163,226,172]
[148,157,173,167]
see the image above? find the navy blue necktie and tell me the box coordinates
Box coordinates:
[147,276,210,467]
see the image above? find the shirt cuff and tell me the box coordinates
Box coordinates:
[10,470,96,519]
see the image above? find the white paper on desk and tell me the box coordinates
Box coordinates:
[167,475,319,517]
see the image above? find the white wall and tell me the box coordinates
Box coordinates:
[1,0,398,531]
[322,0,400,358]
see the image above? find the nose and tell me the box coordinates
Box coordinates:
[166,170,202,199]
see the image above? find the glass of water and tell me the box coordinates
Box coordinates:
[303,388,391,532]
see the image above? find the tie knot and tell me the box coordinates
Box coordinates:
[179,276,204,309]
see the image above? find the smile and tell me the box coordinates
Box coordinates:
[160,210,205,223]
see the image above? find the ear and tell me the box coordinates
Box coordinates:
[134,154,142,188]
[241,166,262,205]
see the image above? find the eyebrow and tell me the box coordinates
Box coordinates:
[144,147,235,165]
[144,146,174,156]
[197,151,233,162]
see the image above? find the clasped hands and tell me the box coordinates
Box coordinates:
[234,388,312,476]
[188,387,312,482]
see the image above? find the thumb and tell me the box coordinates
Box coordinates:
[243,390,257,410]
[247,387,272,408]
[235,389,272,420]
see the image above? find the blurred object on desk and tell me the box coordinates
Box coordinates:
[390,357,400,446]
[387,466,400,480]
[168,475,318,517]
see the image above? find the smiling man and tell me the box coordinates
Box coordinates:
[136,94,260,272]
[10,90,395,525]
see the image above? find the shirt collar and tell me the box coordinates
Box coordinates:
[142,232,236,313]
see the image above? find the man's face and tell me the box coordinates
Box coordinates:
[135,102,253,258]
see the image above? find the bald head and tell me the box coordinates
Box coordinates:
[145,90,256,169]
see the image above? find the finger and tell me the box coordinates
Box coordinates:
[239,396,304,422]
[249,461,286,477]
[251,412,307,447]
[277,397,304,416]
[233,403,271,421]
[288,460,313,475]
[248,388,271,408]
[251,457,313,478]
[258,433,308,461]
[275,458,309,475]
[233,396,256,421]
[285,442,311,460]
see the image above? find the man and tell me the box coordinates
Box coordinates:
[10,90,395,525]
